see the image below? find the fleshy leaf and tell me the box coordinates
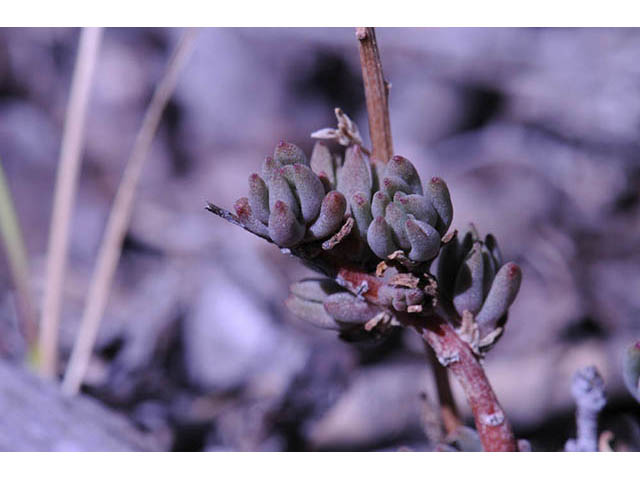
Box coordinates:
[268,200,305,247]
[274,141,308,166]
[323,292,381,324]
[337,144,372,203]
[384,201,410,250]
[405,218,441,262]
[351,192,373,239]
[286,295,341,330]
[475,262,522,336]
[381,175,411,199]
[367,216,399,259]
[248,173,269,225]
[453,245,486,316]
[371,191,391,219]
[289,278,344,303]
[268,170,300,218]
[395,193,437,226]
[307,190,347,240]
[281,163,325,224]
[309,141,336,187]
[384,155,423,195]
[426,177,453,235]
[234,197,269,238]
[261,156,281,184]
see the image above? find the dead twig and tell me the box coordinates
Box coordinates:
[356,27,393,166]
[426,342,462,436]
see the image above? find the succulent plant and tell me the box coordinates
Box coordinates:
[206,36,526,448]
[211,136,523,354]
[234,138,453,267]
[207,23,531,451]
[437,226,522,352]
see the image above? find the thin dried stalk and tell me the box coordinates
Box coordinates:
[356,27,393,165]
[0,158,36,350]
[61,29,199,396]
[38,27,103,378]
[426,342,462,436]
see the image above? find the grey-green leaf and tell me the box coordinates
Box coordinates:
[307,190,347,240]
[426,176,453,235]
[367,216,399,259]
[268,200,305,247]
[405,218,441,262]
[453,245,486,316]
[475,262,522,336]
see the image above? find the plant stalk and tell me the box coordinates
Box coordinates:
[336,266,517,451]
[420,316,517,451]
[356,27,393,165]
[426,342,462,436]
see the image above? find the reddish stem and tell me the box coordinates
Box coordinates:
[420,317,517,451]
[337,267,517,451]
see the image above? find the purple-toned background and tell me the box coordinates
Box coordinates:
[0,28,639,451]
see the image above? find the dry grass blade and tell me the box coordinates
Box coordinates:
[38,27,103,378]
[0,158,36,352]
[61,29,199,396]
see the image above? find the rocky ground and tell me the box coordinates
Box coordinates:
[0,27,639,451]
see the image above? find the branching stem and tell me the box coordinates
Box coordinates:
[419,316,517,451]
[337,267,517,451]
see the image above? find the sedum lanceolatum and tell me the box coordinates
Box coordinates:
[208,114,522,352]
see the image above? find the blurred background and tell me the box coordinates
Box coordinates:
[0,27,639,451]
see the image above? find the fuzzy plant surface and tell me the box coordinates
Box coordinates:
[209,134,522,350]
